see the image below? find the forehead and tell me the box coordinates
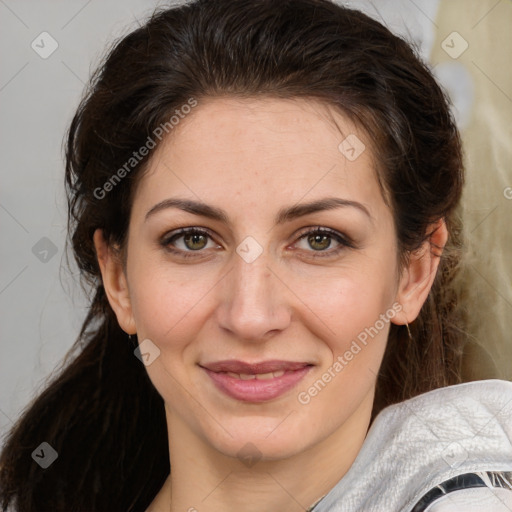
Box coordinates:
[159,96,365,164]
[132,97,385,221]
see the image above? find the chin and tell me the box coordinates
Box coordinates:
[203,415,314,462]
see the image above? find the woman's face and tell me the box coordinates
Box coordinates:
[103,97,416,461]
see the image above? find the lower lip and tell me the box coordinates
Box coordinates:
[202,366,312,402]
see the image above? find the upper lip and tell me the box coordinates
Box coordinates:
[200,360,312,374]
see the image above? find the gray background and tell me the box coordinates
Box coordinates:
[1,0,510,443]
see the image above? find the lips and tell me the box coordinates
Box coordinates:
[225,370,285,380]
[201,360,310,374]
[200,360,313,402]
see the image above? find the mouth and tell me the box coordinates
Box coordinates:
[199,360,313,402]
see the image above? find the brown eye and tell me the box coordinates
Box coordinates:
[307,233,332,251]
[161,227,220,258]
[294,227,355,258]
[182,232,208,251]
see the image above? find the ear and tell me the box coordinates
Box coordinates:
[392,219,448,325]
[93,229,137,334]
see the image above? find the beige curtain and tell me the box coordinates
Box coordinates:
[430,0,512,379]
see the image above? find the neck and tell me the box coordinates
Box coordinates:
[151,391,373,512]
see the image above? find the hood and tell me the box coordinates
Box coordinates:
[313,379,512,511]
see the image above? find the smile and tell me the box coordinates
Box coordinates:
[225,371,285,380]
[200,360,313,402]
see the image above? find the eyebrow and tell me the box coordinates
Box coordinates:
[145,197,373,225]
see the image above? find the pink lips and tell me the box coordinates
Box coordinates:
[200,359,313,402]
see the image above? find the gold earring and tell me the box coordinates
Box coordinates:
[405,322,413,341]
[128,333,138,348]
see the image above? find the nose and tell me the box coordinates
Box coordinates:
[215,246,292,342]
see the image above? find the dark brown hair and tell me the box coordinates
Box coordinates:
[0,0,464,510]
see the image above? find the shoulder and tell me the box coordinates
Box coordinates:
[411,471,512,511]
[312,380,512,512]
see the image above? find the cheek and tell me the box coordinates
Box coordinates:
[312,286,391,388]
[127,266,217,408]
[292,261,398,347]
[294,274,393,425]
[128,262,218,351]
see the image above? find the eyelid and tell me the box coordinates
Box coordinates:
[291,226,356,259]
[294,226,356,248]
[160,227,220,252]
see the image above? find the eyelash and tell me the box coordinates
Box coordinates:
[160,226,356,260]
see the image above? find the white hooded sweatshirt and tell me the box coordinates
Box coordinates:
[311,379,512,511]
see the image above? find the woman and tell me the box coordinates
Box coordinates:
[1,0,511,510]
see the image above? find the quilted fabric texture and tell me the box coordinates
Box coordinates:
[312,379,512,511]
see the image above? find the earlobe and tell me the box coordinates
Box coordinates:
[93,229,137,334]
[392,219,448,325]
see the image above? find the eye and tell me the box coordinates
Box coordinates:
[160,226,355,260]
[293,227,355,258]
[160,227,220,258]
